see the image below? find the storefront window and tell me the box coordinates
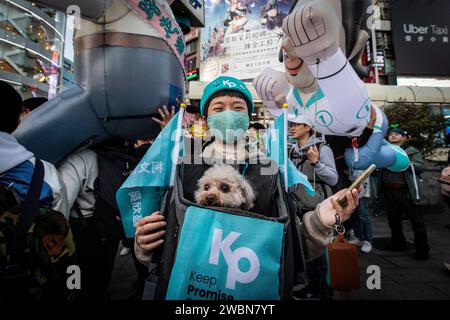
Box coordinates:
[0,20,19,35]
[0,57,16,73]
[186,40,197,55]
[0,0,64,54]
[187,57,197,71]
[0,40,52,84]
[0,40,24,74]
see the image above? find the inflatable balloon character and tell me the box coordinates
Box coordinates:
[14,0,191,164]
[252,67,290,118]
[254,0,409,172]
[288,0,373,77]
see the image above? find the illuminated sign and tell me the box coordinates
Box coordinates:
[390,0,450,76]
[187,68,199,81]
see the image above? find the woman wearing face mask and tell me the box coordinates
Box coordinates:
[134,76,361,275]
[200,79,264,162]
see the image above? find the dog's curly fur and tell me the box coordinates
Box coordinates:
[194,164,256,210]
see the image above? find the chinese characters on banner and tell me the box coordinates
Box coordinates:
[200,0,293,81]
[127,0,186,72]
[128,160,164,226]
[128,190,143,226]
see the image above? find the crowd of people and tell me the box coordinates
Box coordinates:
[1,77,448,301]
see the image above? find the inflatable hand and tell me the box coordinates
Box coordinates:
[253,68,290,117]
[281,38,317,94]
[344,106,410,172]
[282,0,340,65]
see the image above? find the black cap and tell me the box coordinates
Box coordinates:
[389,128,407,136]
[23,97,48,112]
[0,80,22,133]
[186,104,200,115]
[249,122,266,130]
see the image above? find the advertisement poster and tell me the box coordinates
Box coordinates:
[200,0,293,81]
[390,0,450,76]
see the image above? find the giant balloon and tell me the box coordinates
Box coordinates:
[14,0,185,164]
[254,0,409,172]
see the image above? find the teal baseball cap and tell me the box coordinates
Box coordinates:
[199,76,254,116]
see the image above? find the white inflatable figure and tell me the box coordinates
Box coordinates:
[255,0,410,171]
[282,3,371,137]
[252,67,289,118]
[281,37,341,135]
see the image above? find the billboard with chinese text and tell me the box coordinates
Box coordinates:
[200,0,293,81]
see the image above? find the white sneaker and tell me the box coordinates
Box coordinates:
[348,237,361,246]
[361,241,373,253]
[347,230,361,246]
[120,247,131,256]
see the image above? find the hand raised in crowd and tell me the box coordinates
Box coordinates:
[438,175,450,185]
[152,105,176,129]
[317,189,359,228]
[307,145,320,163]
[367,106,377,130]
[135,211,166,252]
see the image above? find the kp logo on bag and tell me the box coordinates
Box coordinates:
[166,207,284,300]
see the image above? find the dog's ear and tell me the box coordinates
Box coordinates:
[240,179,256,211]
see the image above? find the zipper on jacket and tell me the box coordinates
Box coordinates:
[174,225,179,241]
[410,163,420,201]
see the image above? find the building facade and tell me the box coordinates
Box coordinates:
[185,27,201,82]
[0,0,65,99]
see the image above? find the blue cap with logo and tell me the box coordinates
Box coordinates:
[200,76,254,116]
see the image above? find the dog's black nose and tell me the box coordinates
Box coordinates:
[206,195,216,205]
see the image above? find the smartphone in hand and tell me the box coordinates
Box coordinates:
[337,164,376,208]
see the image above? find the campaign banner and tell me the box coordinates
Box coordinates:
[166,206,284,300]
[127,0,187,72]
[116,112,182,238]
[200,0,293,81]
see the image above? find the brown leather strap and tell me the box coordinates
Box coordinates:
[383,183,407,189]
[75,32,171,53]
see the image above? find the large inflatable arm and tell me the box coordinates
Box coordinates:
[257,0,409,171]
[282,0,370,137]
[14,0,186,164]
[288,0,371,77]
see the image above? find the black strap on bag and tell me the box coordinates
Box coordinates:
[142,186,174,300]
[10,159,44,264]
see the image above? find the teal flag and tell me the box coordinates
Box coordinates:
[265,114,285,167]
[166,207,284,300]
[116,112,182,238]
[264,112,315,196]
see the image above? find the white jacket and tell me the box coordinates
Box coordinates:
[58,148,98,218]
